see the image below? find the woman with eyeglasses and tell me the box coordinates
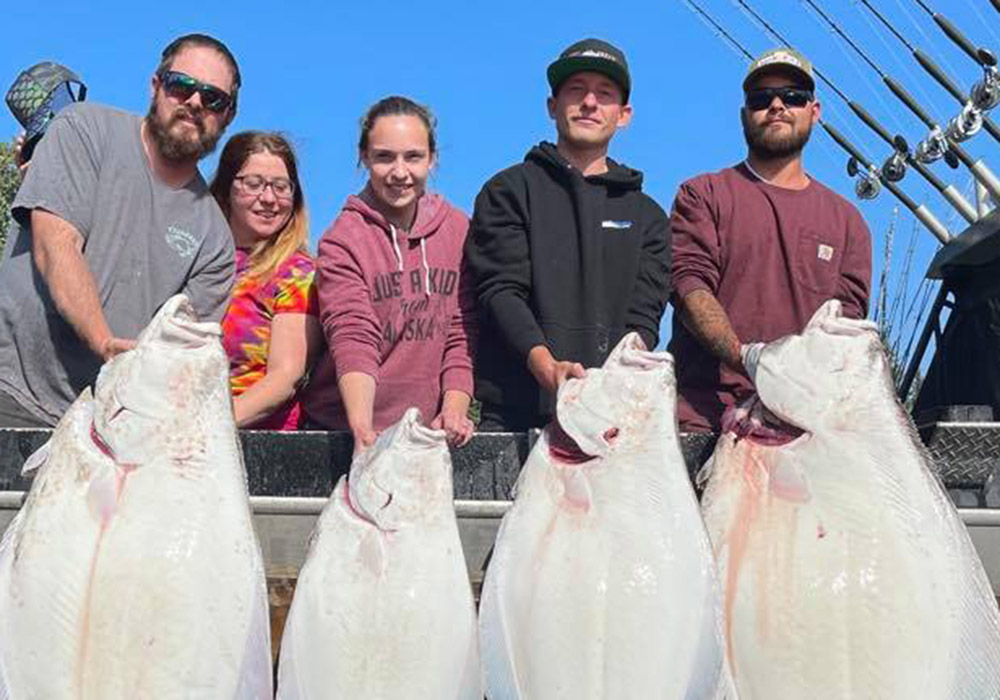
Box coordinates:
[302,96,477,452]
[210,131,322,429]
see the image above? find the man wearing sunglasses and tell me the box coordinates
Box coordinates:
[668,47,871,433]
[0,33,240,427]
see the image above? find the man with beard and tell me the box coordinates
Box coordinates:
[0,33,239,427]
[669,48,871,432]
[465,38,671,430]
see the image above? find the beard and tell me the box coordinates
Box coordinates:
[742,112,813,160]
[144,97,222,163]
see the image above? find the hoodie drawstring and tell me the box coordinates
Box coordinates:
[390,224,430,298]
[389,224,404,273]
[419,238,430,299]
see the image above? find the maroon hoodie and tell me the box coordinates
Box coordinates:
[302,188,476,431]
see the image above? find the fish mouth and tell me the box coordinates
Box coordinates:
[722,398,805,446]
[548,420,611,464]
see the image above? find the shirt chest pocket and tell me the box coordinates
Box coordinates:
[793,233,841,296]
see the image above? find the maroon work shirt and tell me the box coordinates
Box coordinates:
[668,163,872,432]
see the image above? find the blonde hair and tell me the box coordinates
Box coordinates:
[210,131,310,282]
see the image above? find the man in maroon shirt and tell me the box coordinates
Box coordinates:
[669,48,872,432]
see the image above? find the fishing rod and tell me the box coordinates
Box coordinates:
[795,0,1000,202]
[731,0,974,226]
[856,0,1000,145]
[732,0,978,222]
[909,0,1000,115]
[683,0,953,242]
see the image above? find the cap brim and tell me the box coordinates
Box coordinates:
[547,57,631,102]
[743,65,815,93]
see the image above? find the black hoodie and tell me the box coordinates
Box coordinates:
[465,142,671,429]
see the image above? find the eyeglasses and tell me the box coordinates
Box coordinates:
[234,174,295,200]
[158,70,233,114]
[745,87,814,111]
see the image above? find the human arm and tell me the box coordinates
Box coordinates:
[464,173,550,367]
[316,222,383,452]
[433,222,478,446]
[30,208,134,361]
[338,372,377,454]
[233,312,322,427]
[676,289,743,372]
[835,209,873,320]
[670,179,743,372]
[624,200,672,350]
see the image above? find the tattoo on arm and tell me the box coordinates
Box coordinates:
[680,289,743,371]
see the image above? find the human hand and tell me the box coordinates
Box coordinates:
[528,346,585,396]
[430,407,474,447]
[351,426,377,456]
[99,337,137,362]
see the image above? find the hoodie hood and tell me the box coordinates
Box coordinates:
[345,185,453,241]
[526,141,644,191]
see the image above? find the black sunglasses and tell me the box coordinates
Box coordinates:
[158,70,232,114]
[745,87,814,111]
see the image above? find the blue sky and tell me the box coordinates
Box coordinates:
[4,0,1000,356]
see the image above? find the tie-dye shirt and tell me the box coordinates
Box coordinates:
[222,248,319,430]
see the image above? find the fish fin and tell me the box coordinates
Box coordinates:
[20,439,51,476]
[358,529,386,577]
[86,470,119,525]
[768,458,811,503]
[479,575,525,700]
[560,468,592,512]
[232,574,273,700]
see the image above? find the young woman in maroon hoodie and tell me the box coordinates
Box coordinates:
[302,96,477,452]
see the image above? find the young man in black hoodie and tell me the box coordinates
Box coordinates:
[465,38,671,431]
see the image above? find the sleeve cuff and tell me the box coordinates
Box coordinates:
[332,342,380,382]
[441,367,474,396]
[672,276,713,301]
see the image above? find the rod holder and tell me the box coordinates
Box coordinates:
[913,204,951,244]
[940,185,979,224]
[970,159,1000,203]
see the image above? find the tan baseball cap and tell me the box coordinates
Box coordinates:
[743,47,815,92]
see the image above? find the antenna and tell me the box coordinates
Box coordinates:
[682,0,954,241]
[856,0,1000,145]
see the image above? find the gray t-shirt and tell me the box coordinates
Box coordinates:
[0,102,234,425]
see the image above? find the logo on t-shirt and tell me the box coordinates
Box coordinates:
[165,226,198,258]
[817,243,834,262]
[602,220,634,230]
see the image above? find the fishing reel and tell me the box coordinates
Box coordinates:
[847,157,881,200]
[946,102,983,142]
[880,135,908,183]
[915,126,948,164]
[971,50,1000,112]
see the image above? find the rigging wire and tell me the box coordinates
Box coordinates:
[854,0,946,115]
[966,0,1000,48]
[802,0,941,126]
[893,0,963,80]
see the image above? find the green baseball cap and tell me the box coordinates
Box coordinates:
[547,38,631,103]
[743,47,815,93]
